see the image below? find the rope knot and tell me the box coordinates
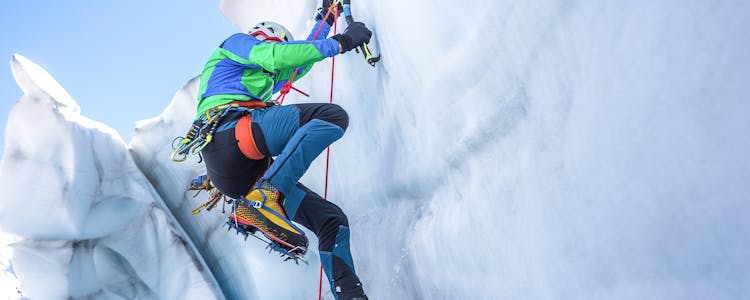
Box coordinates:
[280,83,293,95]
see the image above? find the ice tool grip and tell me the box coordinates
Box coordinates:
[342,0,381,67]
[361,42,380,66]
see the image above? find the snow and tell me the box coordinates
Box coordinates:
[3,0,750,299]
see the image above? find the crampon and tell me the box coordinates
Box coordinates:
[226,220,309,265]
[225,183,309,264]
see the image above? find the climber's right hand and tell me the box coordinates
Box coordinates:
[331,22,372,54]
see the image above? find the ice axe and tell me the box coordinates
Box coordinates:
[341,0,381,67]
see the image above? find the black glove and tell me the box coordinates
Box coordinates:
[315,0,344,26]
[331,22,372,54]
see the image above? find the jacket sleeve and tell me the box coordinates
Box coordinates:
[248,20,340,72]
[248,39,339,73]
[307,20,332,41]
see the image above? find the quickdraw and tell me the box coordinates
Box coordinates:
[170,109,226,162]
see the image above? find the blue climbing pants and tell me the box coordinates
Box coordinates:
[201,103,365,299]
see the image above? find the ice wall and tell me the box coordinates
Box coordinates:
[0,54,222,299]
[1,0,748,299]
[218,0,750,299]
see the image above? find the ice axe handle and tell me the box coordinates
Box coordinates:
[360,42,380,67]
[343,5,380,67]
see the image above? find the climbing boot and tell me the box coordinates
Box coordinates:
[229,181,308,254]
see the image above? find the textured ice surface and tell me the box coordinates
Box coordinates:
[0,54,222,299]
[2,0,750,299]
[220,1,750,299]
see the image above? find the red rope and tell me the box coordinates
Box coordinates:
[318,4,339,300]
[257,4,341,299]
[277,4,339,105]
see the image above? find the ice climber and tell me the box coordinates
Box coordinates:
[173,1,371,300]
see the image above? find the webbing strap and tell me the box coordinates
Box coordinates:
[228,100,276,109]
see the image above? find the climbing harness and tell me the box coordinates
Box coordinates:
[175,101,276,215]
[170,100,276,162]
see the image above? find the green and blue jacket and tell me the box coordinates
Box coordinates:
[196,21,339,116]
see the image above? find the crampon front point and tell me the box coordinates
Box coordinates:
[226,220,309,265]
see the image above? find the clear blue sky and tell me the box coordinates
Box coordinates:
[0,1,238,151]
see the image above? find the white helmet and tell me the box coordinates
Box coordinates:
[249,21,294,42]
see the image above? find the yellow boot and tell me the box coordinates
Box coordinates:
[229,181,308,252]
